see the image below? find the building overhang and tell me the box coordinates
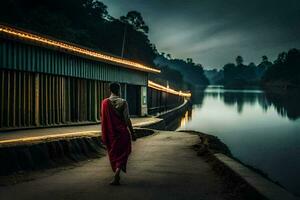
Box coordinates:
[0,24,161,74]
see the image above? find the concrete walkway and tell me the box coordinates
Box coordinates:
[0,117,162,147]
[0,131,227,200]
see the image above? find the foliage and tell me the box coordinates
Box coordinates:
[262,48,300,87]
[154,54,209,90]
[204,69,224,85]
[0,0,157,66]
[223,56,257,87]
[222,56,268,87]
[149,65,186,90]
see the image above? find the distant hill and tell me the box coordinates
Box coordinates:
[204,69,224,85]
[154,55,209,89]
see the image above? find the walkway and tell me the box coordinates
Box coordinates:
[0,117,162,147]
[0,131,227,200]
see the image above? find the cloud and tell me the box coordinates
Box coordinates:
[101,0,300,68]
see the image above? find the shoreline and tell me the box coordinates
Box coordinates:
[180,130,299,199]
[181,130,275,181]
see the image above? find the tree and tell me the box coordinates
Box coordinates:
[83,0,108,19]
[262,49,300,86]
[186,58,193,64]
[223,63,236,84]
[257,55,272,78]
[0,0,157,66]
[120,11,149,34]
[262,55,268,62]
[248,62,256,68]
[236,55,244,66]
[275,52,287,64]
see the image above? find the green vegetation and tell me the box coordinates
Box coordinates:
[262,49,300,88]
[0,0,156,66]
[209,49,300,89]
[0,0,156,65]
[0,0,209,91]
[154,55,209,90]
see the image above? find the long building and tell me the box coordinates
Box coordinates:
[0,24,190,131]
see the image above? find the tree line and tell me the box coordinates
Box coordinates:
[0,0,156,66]
[206,48,300,88]
[153,54,209,90]
[0,0,209,91]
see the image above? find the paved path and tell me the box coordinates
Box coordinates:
[0,131,226,200]
[0,117,162,147]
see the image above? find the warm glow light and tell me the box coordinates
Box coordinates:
[180,111,189,127]
[148,80,192,97]
[0,25,161,74]
[0,131,100,147]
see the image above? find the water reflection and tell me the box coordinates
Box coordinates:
[205,86,300,120]
[180,109,192,127]
[265,89,300,120]
[178,86,300,196]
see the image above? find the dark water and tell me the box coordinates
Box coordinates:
[177,86,300,196]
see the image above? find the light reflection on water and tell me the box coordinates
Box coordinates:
[179,109,192,127]
[178,86,300,196]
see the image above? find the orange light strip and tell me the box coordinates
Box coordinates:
[148,80,191,97]
[0,25,161,73]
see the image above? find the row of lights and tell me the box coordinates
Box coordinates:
[0,25,161,74]
[148,80,191,98]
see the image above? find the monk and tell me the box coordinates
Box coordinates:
[101,82,137,185]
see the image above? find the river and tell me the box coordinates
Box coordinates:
[177,85,300,196]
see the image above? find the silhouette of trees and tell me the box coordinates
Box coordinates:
[204,69,224,85]
[221,49,300,88]
[120,11,149,34]
[186,58,194,64]
[83,0,108,19]
[149,65,185,89]
[257,56,272,78]
[262,49,300,87]
[0,0,156,66]
[223,56,258,87]
[154,54,209,89]
[236,55,244,66]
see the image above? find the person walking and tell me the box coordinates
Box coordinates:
[101,82,136,185]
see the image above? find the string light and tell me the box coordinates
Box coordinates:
[0,25,161,73]
[148,80,191,97]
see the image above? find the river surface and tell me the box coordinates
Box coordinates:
[177,85,300,196]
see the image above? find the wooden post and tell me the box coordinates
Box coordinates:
[45,75,48,125]
[7,71,10,127]
[1,71,4,128]
[35,74,40,126]
[92,81,97,121]
[27,73,31,126]
[12,71,16,127]
[62,77,66,123]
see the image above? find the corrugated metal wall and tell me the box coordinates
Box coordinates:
[147,87,184,115]
[0,35,187,130]
[0,69,112,130]
[0,70,36,128]
[0,38,148,86]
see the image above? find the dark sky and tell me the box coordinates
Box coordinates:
[101,0,300,69]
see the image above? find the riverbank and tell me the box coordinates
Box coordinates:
[182,130,299,200]
[1,128,298,200]
[0,131,256,200]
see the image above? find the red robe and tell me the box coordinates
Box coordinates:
[101,98,131,172]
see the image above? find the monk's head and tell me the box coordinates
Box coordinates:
[109,82,121,96]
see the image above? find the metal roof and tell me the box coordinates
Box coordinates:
[0,24,161,74]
